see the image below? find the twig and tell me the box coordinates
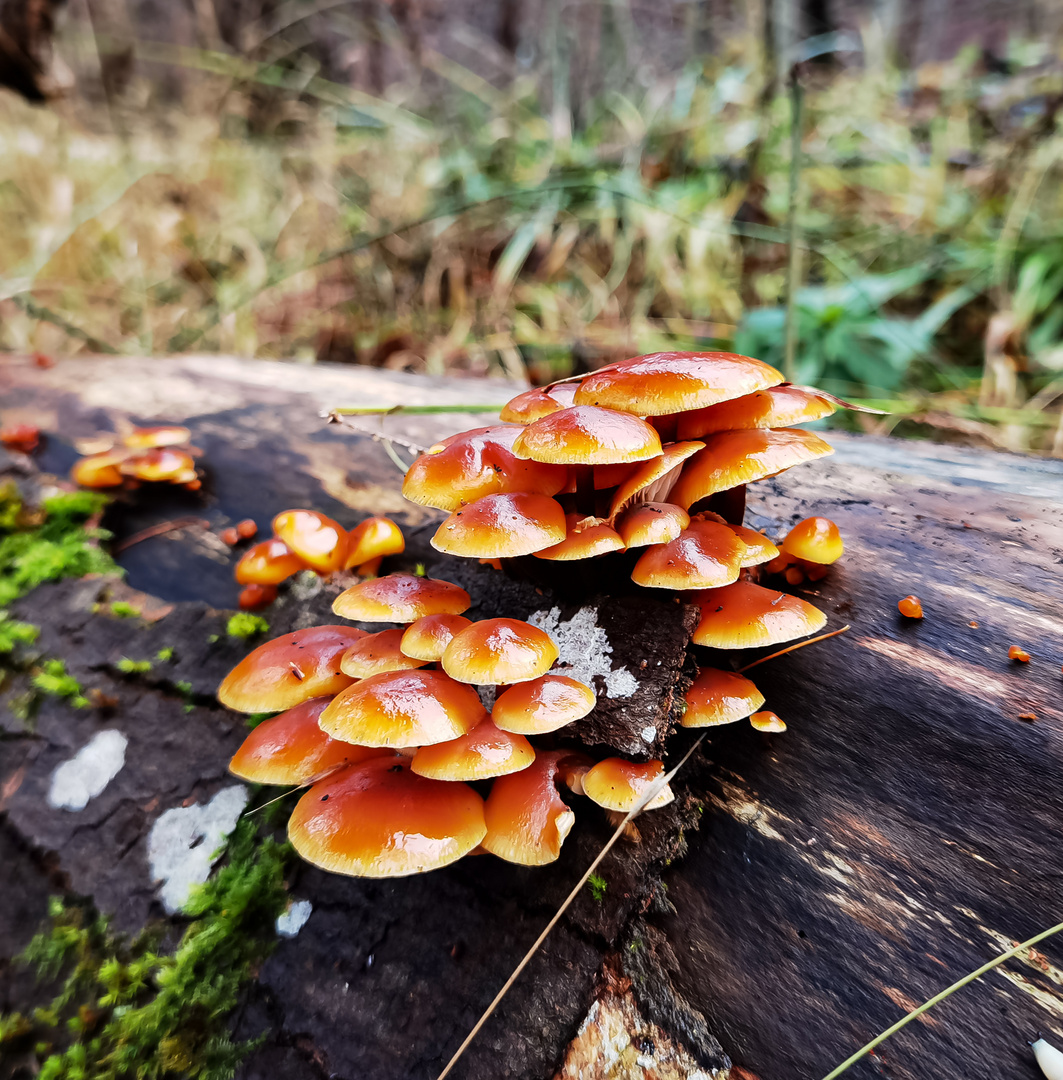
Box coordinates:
[325,411,432,454]
[114,517,211,553]
[737,625,850,673]
[819,920,1063,1080]
[436,733,707,1080]
[331,405,505,416]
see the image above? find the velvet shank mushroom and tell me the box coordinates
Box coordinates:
[692,581,826,649]
[332,572,471,623]
[491,674,596,734]
[410,717,535,781]
[442,618,559,685]
[683,668,765,727]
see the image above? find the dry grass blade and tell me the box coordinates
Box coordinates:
[737,625,850,673]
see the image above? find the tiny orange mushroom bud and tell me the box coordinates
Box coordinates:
[897,595,923,619]
[272,509,348,574]
[1008,645,1031,663]
[236,519,258,539]
[781,516,844,565]
[1,424,40,453]
[235,538,306,585]
[220,527,240,547]
[750,710,787,732]
[238,583,277,609]
[785,565,805,586]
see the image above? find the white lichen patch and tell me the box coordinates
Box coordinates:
[276,899,313,938]
[528,606,638,699]
[48,730,128,811]
[147,785,249,914]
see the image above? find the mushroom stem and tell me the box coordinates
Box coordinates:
[704,484,747,525]
[574,464,595,516]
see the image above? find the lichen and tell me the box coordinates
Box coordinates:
[225,613,269,639]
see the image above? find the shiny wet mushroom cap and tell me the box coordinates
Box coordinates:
[499,382,578,424]
[338,628,429,679]
[491,674,596,734]
[682,668,765,727]
[431,493,567,558]
[71,450,126,488]
[616,503,691,548]
[442,618,559,685]
[319,668,487,748]
[631,517,747,590]
[691,581,827,649]
[534,514,626,561]
[781,516,844,564]
[675,385,836,439]
[119,447,197,484]
[235,538,306,586]
[399,613,472,662]
[218,625,366,713]
[288,757,486,877]
[581,758,674,812]
[410,717,534,781]
[729,525,780,566]
[332,573,471,623]
[272,509,348,574]
[228,697,388,785]
[511,405,662,465]
[122,425,193,449]
[750,710,787,732]
[343,516,405,571]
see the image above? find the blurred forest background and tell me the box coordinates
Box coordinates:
[2,0,1063,453]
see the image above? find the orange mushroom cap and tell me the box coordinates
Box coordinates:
[238,583,277,609]
[402,425,568,511]
[119,447,197,484]
[631,517,747,590]
[332,573,471,623]
[607,441,704,519]
[1,424,40,453]
[481,750,579,865]
[343,516,405,570]
[668,429,834,509]
[675,385,836,439]
[235,538,306,586]
[616,503,691,548]
[272,509,348,575]
[431,492,567,558]
[491,674,596,734]
[319,668,487,748]
[750,710,787,732]
[339,628,429,678]
[534,514,626,561]
[582,758,674,812]
[682,668,765,727]
[729,525,780,567]
[228,697,389,785]
[411,717,534,781]
[71,450,126,488]
[691,581,827,649]
[399,613,472,662]
[122,425,192,450]
[574,351,784,416]
[217,625,365,713]
[511,405,662,465]
[781,516,844,564]
[499,382,578,423]
[288,757,486,877]
[442,618,559,685]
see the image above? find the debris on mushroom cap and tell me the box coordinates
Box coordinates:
[499,382,578,424]
[781,516,844,564]
[332,572,471,623]
[582,758,674,812]
[343,515,405,570]
[607,441,705,519]
[410,717,535,781]
[491,674,596,734]
[218,625,366,713]
[481,750,580,865]
[675,385,836,439]
[534,514,626,561]
[691,580,827,649]
[897,595,923,619]
[235,538,306,585]
[631,517,747,590]
[1,424,40,453]
[442,618,560,685]
[430,492,567,558]
[616,502,691,548]
[728,525,780,566]
[573,351,784,416]
[668,429,834,509]
[399,613,472,662]
[273,509,348,574]
[229,697,389,785]
[71,450,126,488]
[122,425,193,449]
[402,426,568,511]
[339,628,429,679]
[750,710,786,732]
[682,667,765,727]
[119,447,198,484]
[511,405,663,465]
[288,757,486,878]
[319,668,487,748]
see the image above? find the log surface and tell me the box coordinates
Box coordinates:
[2,355,1062,1080]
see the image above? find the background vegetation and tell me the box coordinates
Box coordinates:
[2,1,1063,453]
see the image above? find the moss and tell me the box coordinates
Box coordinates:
[587,874,608,903]
[226,613,269,640]
[109,602,139,619]
[155,647,175,663]
[116,658,153,675]
[31,660,88,709]
[0,613,40,653]
[2,819,291,1080]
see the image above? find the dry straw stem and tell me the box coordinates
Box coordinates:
[435,732,709,1080]
[737,625,850,673]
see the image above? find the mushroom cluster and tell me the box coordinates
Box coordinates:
[233,511,404,610]
[403,351,851,734]
[71,425,202,491]
[219,572,675,877]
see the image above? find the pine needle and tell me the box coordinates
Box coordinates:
[737,625,850,673]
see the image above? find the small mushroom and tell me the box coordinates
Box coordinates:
[781,516,844,565]
[272,509,348,574]
[499,382,578,423]
[675,385,836,439]
[122,425,192,450]
[491,674,596,734]
[691,580,827,648]
[119,447,198,484]
[683,667,765,727]
[750,710,786,732]
[511,405,662,465]
[235,538,306,586]
[343,515,405,573]
[729,525,780,566]
[399,613,472,662]
[339,628,429,678]
[236,518,258,539]
[410,717,534,781]
[897,595,923,619]
[534,513,626,561]
[288,757,486,877]
[616,502,691,548]
[238,583,277,609]
[431,492,568,558]
[319,668,487,748]
[218,625,366,712]
[333,572,471,623]
[441,618,559,685]
[0,424,40,453]
[631,516,747,590]
[582,758,674,813]
[71,450,127,488]
[229,697,388,785]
